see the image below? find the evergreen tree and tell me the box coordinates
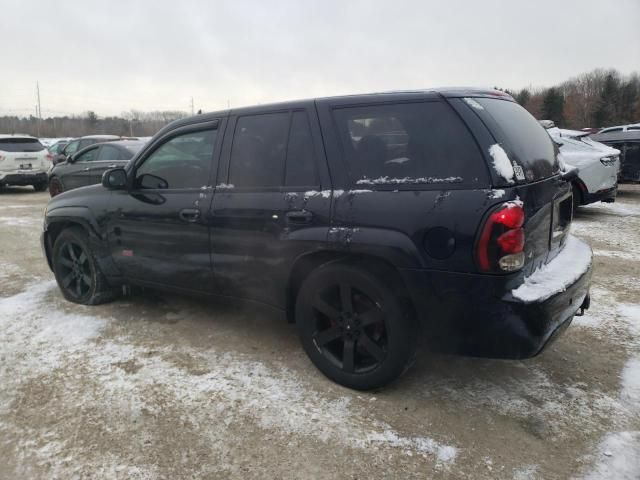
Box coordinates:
[542,88,565,126]
[515,89,531,107]
[593,73,620,127]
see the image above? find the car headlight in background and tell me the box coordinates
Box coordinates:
[600,156,617,166]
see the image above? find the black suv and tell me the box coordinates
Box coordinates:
[42,89,592,390]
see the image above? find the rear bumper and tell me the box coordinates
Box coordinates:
[399,237,593,359]
[0,171,47,186]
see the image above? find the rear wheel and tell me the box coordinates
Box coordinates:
[33,182,47,192]
[295,263,416,390]
[49,177,63,197]
[52,228,116,305]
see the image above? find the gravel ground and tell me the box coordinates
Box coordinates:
[0,185,639,480]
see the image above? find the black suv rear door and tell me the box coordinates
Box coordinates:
[209,104,331,308]
[105,121,223,292]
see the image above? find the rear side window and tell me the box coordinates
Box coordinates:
[0,138,45,152]
[229,111,319,188]
[601,127,623,133]
[474,98,558,181]
[332,101,485,186]
[285,111,318,186]
[229,113,289,188]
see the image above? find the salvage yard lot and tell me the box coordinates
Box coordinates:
[1,186,639,479]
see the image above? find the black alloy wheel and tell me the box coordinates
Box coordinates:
[311,281,388,374]
[57,240,93,300]
[296,263,416,390]
[52,228,116,305]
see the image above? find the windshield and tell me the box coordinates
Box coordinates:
[0,138,45,152]
[473,98,559,182]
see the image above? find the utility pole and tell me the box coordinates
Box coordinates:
[190,97,194,116]
[36,81,42,137]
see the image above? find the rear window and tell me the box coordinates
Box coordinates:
[0,138,45,152]
[332,101,486,187]
[473,98,559,182]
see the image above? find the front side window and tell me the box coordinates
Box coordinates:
[79,139,97,150]
[75,147,99,163]
[333,101,485,186]
[64,141,80,156]
[136,129,217,189]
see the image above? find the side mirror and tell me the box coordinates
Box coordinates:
[102,168,128,190]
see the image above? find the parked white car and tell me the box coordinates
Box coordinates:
[598,123,640,135]
[0,134,50,191]
[546,127,620,210]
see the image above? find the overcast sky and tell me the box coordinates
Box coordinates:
[1,0,638,117]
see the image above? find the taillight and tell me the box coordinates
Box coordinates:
[46,152,54,162]
[477,201,526,272]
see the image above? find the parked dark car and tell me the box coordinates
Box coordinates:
[591,130,640,182]
[46,140,69,157]
[54,135,133,165]
[42,89,592,390]
[48,140,145,196]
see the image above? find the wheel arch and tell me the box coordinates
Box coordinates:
[285,250,416,324]
[572,178,587,206]
[44,208,103,270]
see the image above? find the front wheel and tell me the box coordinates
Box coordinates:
[52,228,116,305]
[295,263,416,390]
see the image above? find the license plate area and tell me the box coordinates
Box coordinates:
[551,193,572,249]
[19,163,32,170]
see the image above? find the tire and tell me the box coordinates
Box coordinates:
[572,183,582,213]
[33,182,48,192]
[295,263,416,390]
[52,227,116,305]
[49,177,64,197]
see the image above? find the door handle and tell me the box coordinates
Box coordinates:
[286,209,313,224]
[179,208,201,223]
[108,164,117,168]
[83,167,90,171]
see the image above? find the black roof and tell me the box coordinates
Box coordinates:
[163,87,514,134]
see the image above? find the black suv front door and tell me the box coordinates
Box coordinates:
[106,122,222,292]
[210,106,332,308]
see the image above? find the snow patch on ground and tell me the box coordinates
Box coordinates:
[0,281,458,466]
[512,235,592,303]
[488,144,515,183]
[582,431,640,480]
[581,202,640,217]
[0,216,41,227]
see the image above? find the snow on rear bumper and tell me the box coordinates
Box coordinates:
[510,235,592,304]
